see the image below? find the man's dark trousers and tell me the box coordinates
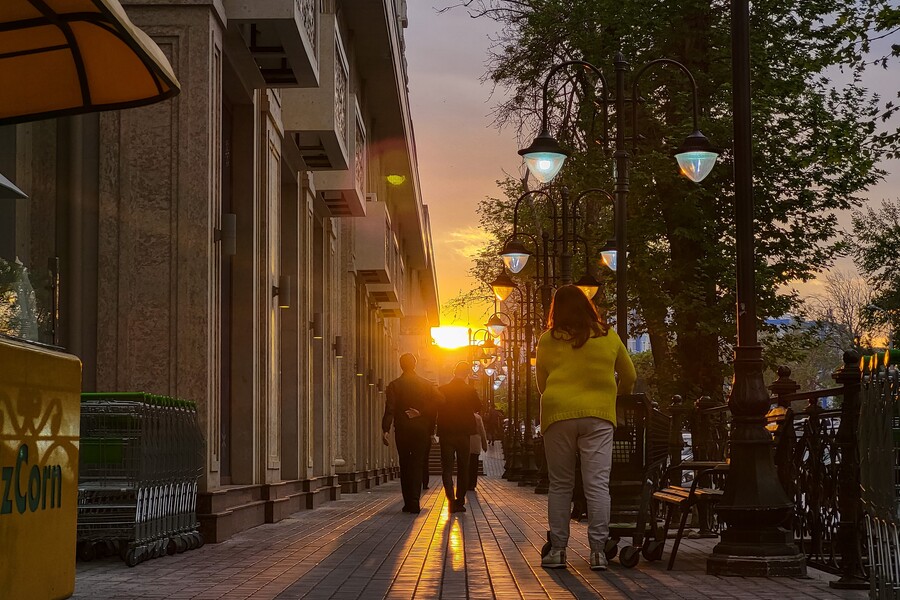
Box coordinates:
[440,434,471,508]
[396,424,429,511]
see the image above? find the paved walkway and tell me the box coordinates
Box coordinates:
[74,446,867,599]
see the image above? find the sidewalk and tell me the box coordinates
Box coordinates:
[73,446,867,599]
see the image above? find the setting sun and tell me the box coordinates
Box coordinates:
[431,326,470,349]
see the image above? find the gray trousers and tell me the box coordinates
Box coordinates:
[544,417,614,552]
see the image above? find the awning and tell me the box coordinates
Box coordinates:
[0,0,180,125]
[0,172,27,199]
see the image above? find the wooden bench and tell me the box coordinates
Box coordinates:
[653,402,795,570]
[653,460,729,570]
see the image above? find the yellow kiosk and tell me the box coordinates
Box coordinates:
[0,337,82,599]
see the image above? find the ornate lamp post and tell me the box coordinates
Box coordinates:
[519,56,720,341]
[490,277,543,483]
[498,187,612,489]
[706,0,806,577]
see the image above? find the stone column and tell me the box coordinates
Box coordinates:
[259,90,283,483]
[96,3,224,491]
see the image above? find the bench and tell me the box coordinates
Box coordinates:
[653,460,729,570]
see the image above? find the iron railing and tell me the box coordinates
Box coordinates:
[674,350,875,581]
[860,354,900,598]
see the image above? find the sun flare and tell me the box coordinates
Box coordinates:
[431,326,470,349]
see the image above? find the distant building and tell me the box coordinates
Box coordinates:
[627,332,651,354]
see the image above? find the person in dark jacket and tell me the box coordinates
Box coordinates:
[436,361,481,513]
[382,353,441,513]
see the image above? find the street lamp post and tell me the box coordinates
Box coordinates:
[519,55,720,342]
[519,280,541,485]
[706,0,806,577]
[491,276,544,484]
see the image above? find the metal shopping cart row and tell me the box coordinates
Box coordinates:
[77,392,205,567]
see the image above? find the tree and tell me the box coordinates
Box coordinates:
[446,0,899,401]
[804,269,883,351]
[850,198,900,339]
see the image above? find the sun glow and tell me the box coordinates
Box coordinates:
[431,326,470,349]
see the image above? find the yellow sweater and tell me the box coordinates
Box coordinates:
[536,328,636,431]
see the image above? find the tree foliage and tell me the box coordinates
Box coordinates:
[445,0,899,401]
[850,198,900,334]
[804,269,884,351]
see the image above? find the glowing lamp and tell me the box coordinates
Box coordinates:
[600,250,618,272]
[500,239,532,274]
[674,131,719,183]
[486,314,507,337]
[518,128,568,184]
[574,273,601,299]
[490,271,518,302]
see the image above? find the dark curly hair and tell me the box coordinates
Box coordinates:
[547,285,609,349]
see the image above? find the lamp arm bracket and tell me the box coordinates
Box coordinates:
[512,189,557,235]
[573,187,616,224]
[630,58,702,136]
[541,60,610,136]
[501,231,539,248]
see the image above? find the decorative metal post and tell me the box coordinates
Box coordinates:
[667,395,688,469]
[707,0,806,576]
[520,281,539,485]
[559,188,573,285]
[507,313,525,481]
[613,53,629,341]
[830,350,867,589]
[768,367,800,499]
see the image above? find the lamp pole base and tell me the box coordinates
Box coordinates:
[709,345,807,578]
[828,578,869,591]
[707,552,807,578]
[708,525,805,576]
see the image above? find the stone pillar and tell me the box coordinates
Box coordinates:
[280,177,302,480]
[95,3,224,491]
[336,219,361,491]
[259,90,283,483]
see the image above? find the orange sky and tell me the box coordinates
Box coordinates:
[406,4,518,327]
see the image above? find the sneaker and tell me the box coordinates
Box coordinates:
[542,548,567,569]
[590,551,608,571]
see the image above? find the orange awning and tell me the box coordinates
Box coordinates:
[0,172,27,199]
[0,0,180,125]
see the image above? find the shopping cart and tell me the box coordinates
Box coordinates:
[77,392,204,566]
[540,393,671,568]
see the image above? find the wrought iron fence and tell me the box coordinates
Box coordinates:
[859,354,900,599]
[677,350,875,581]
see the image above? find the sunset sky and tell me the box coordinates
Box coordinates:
[404,3,900,331]
[406,3,517,328]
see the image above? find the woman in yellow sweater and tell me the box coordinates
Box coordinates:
[535,285,636,571]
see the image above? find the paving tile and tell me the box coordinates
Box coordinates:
[72,446,867,599]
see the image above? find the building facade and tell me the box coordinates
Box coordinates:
[0,0,438,542]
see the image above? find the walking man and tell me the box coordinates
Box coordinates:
[436,361,481,513]
[382,353,441,513]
